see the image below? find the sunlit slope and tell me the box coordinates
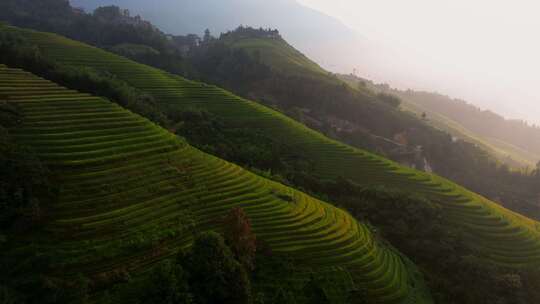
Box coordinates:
[401,99,538,167]
[340,74,538,168]
[227,36,328,76]
[11,26,540,268]
[0,64,429,303]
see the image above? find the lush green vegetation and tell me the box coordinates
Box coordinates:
[0,1,174,53]
[197,27,540,222]
[0,0,196,77]
[113,231,249,304]
[3,4,540,302]
[0,63,427,303]
[0,30,171,129]
[220,26,328,76]
[6,23,540,301]
[340,74,540,220]
[398,89,540,163]
[5,1,538,225]
[0,101,50,230]
[142,107,540,303]
[324,184,540,304]
[10,24,540,269]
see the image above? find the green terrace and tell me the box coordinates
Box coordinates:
[6,26,540,270]
[0,65,428,303]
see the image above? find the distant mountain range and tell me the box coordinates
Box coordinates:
[70,0,371,72]
[339,74,540,168]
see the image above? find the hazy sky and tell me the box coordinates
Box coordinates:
[297,0,540,124]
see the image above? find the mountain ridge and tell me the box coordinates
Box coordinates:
[69,0,370,72]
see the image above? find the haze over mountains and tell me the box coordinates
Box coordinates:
[70,0,373,73]
[72,0,540,126]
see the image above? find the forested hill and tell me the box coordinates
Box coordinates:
[69,0,369,72]
[340,74,540,168]
[219,27,328,77]
[398,90,540,164]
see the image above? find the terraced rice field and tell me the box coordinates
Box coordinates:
[7,25,540,270]
[0,65,430,303]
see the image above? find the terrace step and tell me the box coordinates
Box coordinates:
[0,61,414,303]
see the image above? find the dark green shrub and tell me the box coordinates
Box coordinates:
[136,260,192,304]
[302,275,330,304]
[0,123,50,229]
[376,92,401,108]
[185,231,252,304]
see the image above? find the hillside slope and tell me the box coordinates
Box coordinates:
[340,74,540,168]
[0,64,430,303]
[70,0,370,73]
[398,91,540,167]
[222,32,328,77]
[219,32,540,221]
[401,97,538,167]
[7,26,540,270]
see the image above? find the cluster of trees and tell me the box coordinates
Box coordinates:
[418,129,540,219]
[0,180,327,304]
[0,0,197,76]
[1,0,168,51]
[116,231,251,304]
[220,26,281,41]
[341,74,540,218]
[162,108,540,304]
[0,232,251,304]
[333,185,540,304]
[0,207,256,304]
[170,108,311,175]
[188,40,272,91]
[0,102,50,230]
[109,207,330,304]
[398,90,540,156]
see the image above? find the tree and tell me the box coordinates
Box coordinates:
[186,231,252,304]
[347,287,371,304]
[203,29,212,43]
[534,161,540,177]
[0,122,50,228]
[376,93,401,108]
[136,260,192,304]
[223,207,257,270]
[0,285,19,304]
[302,275,330,304]
[272,287,295,304]
[93,6,123,21]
